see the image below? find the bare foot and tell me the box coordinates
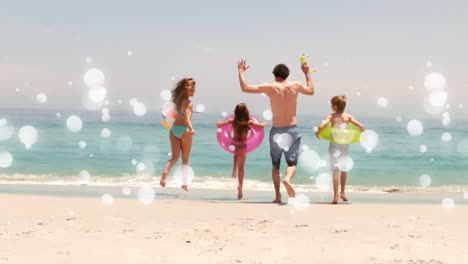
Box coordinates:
[272,195,282,203]
[340,192,348,202]
[282,179,296,198]
[332,196,339,204]
[160,174,167,187]
[232,173,237,178]
[181,185,188,192]
[237,186,243,200]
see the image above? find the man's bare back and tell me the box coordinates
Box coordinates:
[237,59,314,125]
[263,81,303,127]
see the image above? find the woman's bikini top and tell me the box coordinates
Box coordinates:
[177,101,191,117]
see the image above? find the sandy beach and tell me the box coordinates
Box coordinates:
[1,187,467,264]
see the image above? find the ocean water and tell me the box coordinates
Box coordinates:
[0,108,467,189]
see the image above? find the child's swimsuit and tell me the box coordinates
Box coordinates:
[328,142,350,171]
[171,110,188,139]
[232,140,247,154]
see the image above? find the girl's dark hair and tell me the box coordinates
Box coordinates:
[331,94,347,113]
[233,103,250,141]
[171,78,196,111]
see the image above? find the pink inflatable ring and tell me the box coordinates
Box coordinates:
[216,116,265,154]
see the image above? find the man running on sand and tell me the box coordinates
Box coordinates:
[237,58,315,203]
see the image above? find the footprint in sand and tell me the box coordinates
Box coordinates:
[390,243,399,250]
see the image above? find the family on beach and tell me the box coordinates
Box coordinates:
[159,59,366,204]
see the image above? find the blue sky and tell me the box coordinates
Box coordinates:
[0,0,467,118]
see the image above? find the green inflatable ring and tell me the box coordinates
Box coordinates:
[318,123,362,144]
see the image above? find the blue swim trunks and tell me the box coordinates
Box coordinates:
[269,126,302,168]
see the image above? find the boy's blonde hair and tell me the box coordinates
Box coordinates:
[331,95,347,113]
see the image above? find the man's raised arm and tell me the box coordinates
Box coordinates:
[237,58,270,94]
[297,62,315,95]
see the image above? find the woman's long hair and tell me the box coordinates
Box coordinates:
[233,103,250,141]
[171,78,196,111]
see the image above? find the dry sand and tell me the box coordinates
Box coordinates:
[0,194,467,264]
